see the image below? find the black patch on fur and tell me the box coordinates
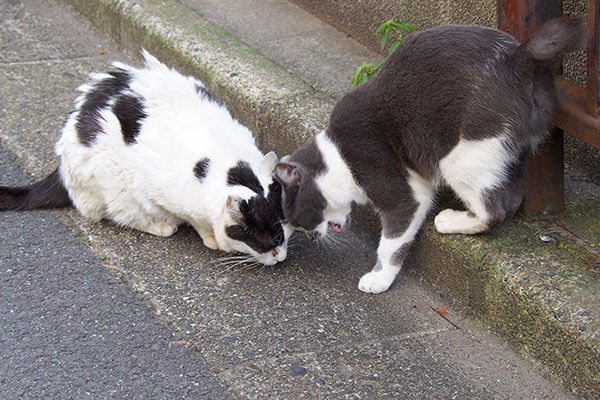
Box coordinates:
[193,158,210,181]
[266,181,283,217]
[112,93,146,145]
[194,83,222,106]
[0,168,71,211]
[76,70,132,146]
[225,187,285,254]
[227,161,263,195]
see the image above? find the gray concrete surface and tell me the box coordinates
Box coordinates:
[181,0,380,100]
[0,0,583,398]
[0,149,234,399]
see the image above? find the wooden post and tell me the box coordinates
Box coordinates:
[497,0,565,215]
[587,0,600,117]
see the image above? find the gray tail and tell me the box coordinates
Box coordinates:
[0,168,72,211]
[518,16,586,64]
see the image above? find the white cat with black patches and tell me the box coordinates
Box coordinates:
[274,17,586,292]
[0,50,290,266]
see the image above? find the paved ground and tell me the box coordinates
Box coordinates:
[0,0,577,398]
[0,150,234,399]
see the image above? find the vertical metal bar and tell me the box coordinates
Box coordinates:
[587,0,600,117]
[497,0,565,215]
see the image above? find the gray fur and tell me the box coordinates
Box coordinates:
[275,17,586,293]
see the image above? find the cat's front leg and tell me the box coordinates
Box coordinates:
[201,234,219,250]
[359,169,435,294]
[192,224,219,250]
[358,236,405,294]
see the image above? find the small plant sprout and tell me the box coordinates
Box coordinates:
[351,19,414,89]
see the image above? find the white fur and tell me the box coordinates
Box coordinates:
[308,131,515,291]
[55,51,287,265]
[314,131,368,235]
[358,169,435,293]
[434,209,488,234]
[436,135,513,234]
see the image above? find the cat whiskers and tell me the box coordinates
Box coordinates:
[211,254,265,275]
[316,231,349,252]
[284,229,301,249]
[212,255,251,272]
[286,241,300,250]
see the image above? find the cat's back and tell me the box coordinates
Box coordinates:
[403,24,516,60]
[59,50,256,154]
[330,27,516,134]
[361,24,520,118]
[54,51,262,222]
[129,55,259,162]
[57,51,260,169]
[327,24,524,178]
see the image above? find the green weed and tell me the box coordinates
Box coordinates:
[351,19,414,89]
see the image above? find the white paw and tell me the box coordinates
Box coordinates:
[202,235,219,250]
[434,208,488,234]
[358,271,394,294]
[434,208,461,234]
[144,221,178,237]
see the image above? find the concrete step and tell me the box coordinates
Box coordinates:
[57,0,600,397]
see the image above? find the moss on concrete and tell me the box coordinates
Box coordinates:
[412,219,600,397]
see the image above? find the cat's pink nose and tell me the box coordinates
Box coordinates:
[271,249,278,257]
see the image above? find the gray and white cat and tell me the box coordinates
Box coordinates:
[274,17,585,292]
[0,51,290,266]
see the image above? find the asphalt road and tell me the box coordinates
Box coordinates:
[0,149,234,399]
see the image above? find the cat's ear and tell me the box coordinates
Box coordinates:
[261,151,279,177]
[225,195,245,224]
[274,162,302,188]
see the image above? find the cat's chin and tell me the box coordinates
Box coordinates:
[254,245,287,266]
[260,258,279,266]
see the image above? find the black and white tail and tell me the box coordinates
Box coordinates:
[518,16,586,66]
[0,168,71,211]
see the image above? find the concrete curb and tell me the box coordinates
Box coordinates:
[61,0,600,396]
[412,217,600,396]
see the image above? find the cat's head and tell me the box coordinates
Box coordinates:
[215,152,292,265]
[273,138,349,240]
